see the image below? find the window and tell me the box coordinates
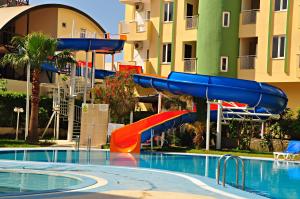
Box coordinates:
[220,56,229,72]
[274,0,288,11]
[162,44,172,63]
[146,49,150,61]
[146,11,151,20]
[272,36,286,58]
[164,2,174,22]
[222,12,230,27]
[80,29,86,38]
[62,22,67,28]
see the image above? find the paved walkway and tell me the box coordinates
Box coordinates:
[0,160,266,199]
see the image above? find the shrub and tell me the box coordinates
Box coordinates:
[93,72,138,124]
[0,91,52,128]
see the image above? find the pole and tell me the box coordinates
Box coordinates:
[25,62,30,140]
[206,101,211,150]
[130,111,133,124]
[83,52,89,104]
[112,54,116,71]
[16,111,20,140]
[91,51,96,104]
[56,75,60,139]
[261,122,265,139]
[67,63,76,141]
[216,100,222,150]
[158,93,162,113]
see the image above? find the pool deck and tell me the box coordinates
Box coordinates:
[0,148,269,199]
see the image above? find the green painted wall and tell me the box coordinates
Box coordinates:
[220,0,241,78]
[197,0,222,76]
[197,0,241,78]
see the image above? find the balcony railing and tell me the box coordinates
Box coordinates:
[120,21,148,34]
[184,58,197,73]
[186,16,198,29]
[239,55,256,69]
[0,0,29,7]
[241,10,259,25]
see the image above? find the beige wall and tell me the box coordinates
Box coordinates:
[121,0,198,76]
[270,82,300,112]
[238,1,300,83]
[57,8,105,69]
[14,7,106,70]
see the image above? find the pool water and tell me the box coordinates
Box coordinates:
[0,171,81,195]
[0,149,299,199]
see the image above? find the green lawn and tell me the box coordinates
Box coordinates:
[0,139,54,148]
[153,146,275,158]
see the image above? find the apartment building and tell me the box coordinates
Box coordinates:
[120,0,300,111]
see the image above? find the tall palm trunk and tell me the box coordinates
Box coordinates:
[28,68,41,144]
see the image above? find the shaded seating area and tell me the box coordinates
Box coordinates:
[274,141,300,160]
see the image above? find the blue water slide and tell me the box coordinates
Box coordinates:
[133,72,288,114]
[57,38,125,52]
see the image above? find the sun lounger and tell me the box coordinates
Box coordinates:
[274,141,300,160]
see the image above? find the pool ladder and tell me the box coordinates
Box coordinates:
[216,154,245,190]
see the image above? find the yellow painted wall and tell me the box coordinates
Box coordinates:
[14,7,106,70]
[121,0,198,76]
[271,82,300,111]
[238,0,300,83]
[57,8,105,69]
[15,8,58,37]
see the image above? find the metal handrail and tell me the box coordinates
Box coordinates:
[75,135,80,151]
[216,154,245,190]
[87,136,91,152]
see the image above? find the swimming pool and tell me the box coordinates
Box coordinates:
[0,170,84,196]
[0,149,298,199]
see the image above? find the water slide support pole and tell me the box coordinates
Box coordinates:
[151,129,154,151]
[261,122,265,139]
[216,100,222,150]
[158,93,162,113]
[206,101,211,150]
[83,51,88,104]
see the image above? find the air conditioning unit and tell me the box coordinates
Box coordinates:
[134,41,143,50]
[135,2,144,12]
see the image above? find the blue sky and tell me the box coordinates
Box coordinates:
[30,0,125,61]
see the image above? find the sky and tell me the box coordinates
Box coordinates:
[30,0,125,61]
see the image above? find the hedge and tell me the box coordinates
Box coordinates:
[0,91,53,128]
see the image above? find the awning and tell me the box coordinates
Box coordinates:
[57,38,125,53]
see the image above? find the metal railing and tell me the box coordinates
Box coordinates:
[120,21,148,34]
[241,10,259,25]
[74,105,82,123]
[186,16,198,29]
[216,154,245,190]
[239,55,256,69]
[184,58,197,73]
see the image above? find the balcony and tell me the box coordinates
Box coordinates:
[0,0,28,7]
[239,55,256,70]
[241,10,258,25]
[184,58,197,73]
[239,10,259,38]
[119,20,151,41]
[185,16,198,29]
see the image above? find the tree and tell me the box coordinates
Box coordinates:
[53,50,76,72]
[0,32,57,143]
[93,72,137,123]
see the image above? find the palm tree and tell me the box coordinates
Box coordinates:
[1,32,57,143]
